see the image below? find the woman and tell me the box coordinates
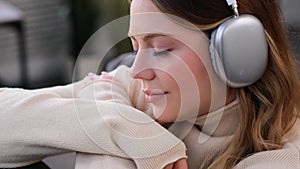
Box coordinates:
[81,0,300,168]
[1,0,300,169]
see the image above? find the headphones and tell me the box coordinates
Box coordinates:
[209,0,268,88]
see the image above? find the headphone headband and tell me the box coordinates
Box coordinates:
[226,0,239,17]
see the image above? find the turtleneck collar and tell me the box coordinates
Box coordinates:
[183,99,240,169]
[194,98,240,137]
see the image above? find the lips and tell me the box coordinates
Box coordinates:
[143,89,168,103]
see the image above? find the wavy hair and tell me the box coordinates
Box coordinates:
[131,0,300,168]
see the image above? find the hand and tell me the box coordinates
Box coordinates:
[84,72,112,81]
[163,158,188,169]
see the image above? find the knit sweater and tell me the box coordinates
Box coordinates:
[0,65,300,169]
[0,66,185,169]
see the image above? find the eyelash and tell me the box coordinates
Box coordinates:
[132,49,171,56]
[153,50,170,56]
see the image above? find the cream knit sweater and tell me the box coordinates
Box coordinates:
[0,65,300,169]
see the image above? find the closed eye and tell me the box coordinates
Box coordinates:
[131,49,171,56]
[153,49,171,56]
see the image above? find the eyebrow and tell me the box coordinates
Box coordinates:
[130,34,167,42]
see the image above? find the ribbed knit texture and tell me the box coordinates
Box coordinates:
[1,65,300,168]
[0,66,186,168]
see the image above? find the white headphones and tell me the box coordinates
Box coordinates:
[209,0,268,87]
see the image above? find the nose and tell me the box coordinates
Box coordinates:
[130,50,155,80]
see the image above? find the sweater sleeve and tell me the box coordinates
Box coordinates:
[75,153,136,169]
[0,66,186,169]
[75,66,187,169]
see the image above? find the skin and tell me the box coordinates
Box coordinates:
[129,0,233,124]
[128,0,236,168]
[130,34,212,122]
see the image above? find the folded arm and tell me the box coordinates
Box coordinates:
[0,66,186,169]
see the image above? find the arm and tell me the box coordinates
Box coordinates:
[76,66,187,168]
[0,66,186,169]
[76,153,187,169]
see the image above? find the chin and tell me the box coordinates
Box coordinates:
[153,112,177,123]
[152,104,181,123]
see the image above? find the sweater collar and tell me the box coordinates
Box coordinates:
[182,99,240,169]
[194,98,240,137]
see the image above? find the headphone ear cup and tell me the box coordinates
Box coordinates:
[209,30,227,83]
[209,14,268,88]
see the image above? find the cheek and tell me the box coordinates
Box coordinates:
[181,49,211,86]
[181,50,212,114]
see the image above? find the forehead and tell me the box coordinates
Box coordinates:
[128,0,210,57]
[128,0,207,42]
[130,0,160,14]
[129,0,167,36]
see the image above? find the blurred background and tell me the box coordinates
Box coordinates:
[0,0,132,89]
[0,0,299,168]
[0,0,299,89]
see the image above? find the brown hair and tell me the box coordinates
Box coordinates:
[133,0,300,168]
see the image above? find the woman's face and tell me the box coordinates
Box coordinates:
[129,0,228,123]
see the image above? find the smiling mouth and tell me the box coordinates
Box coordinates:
[143,90,169,103]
